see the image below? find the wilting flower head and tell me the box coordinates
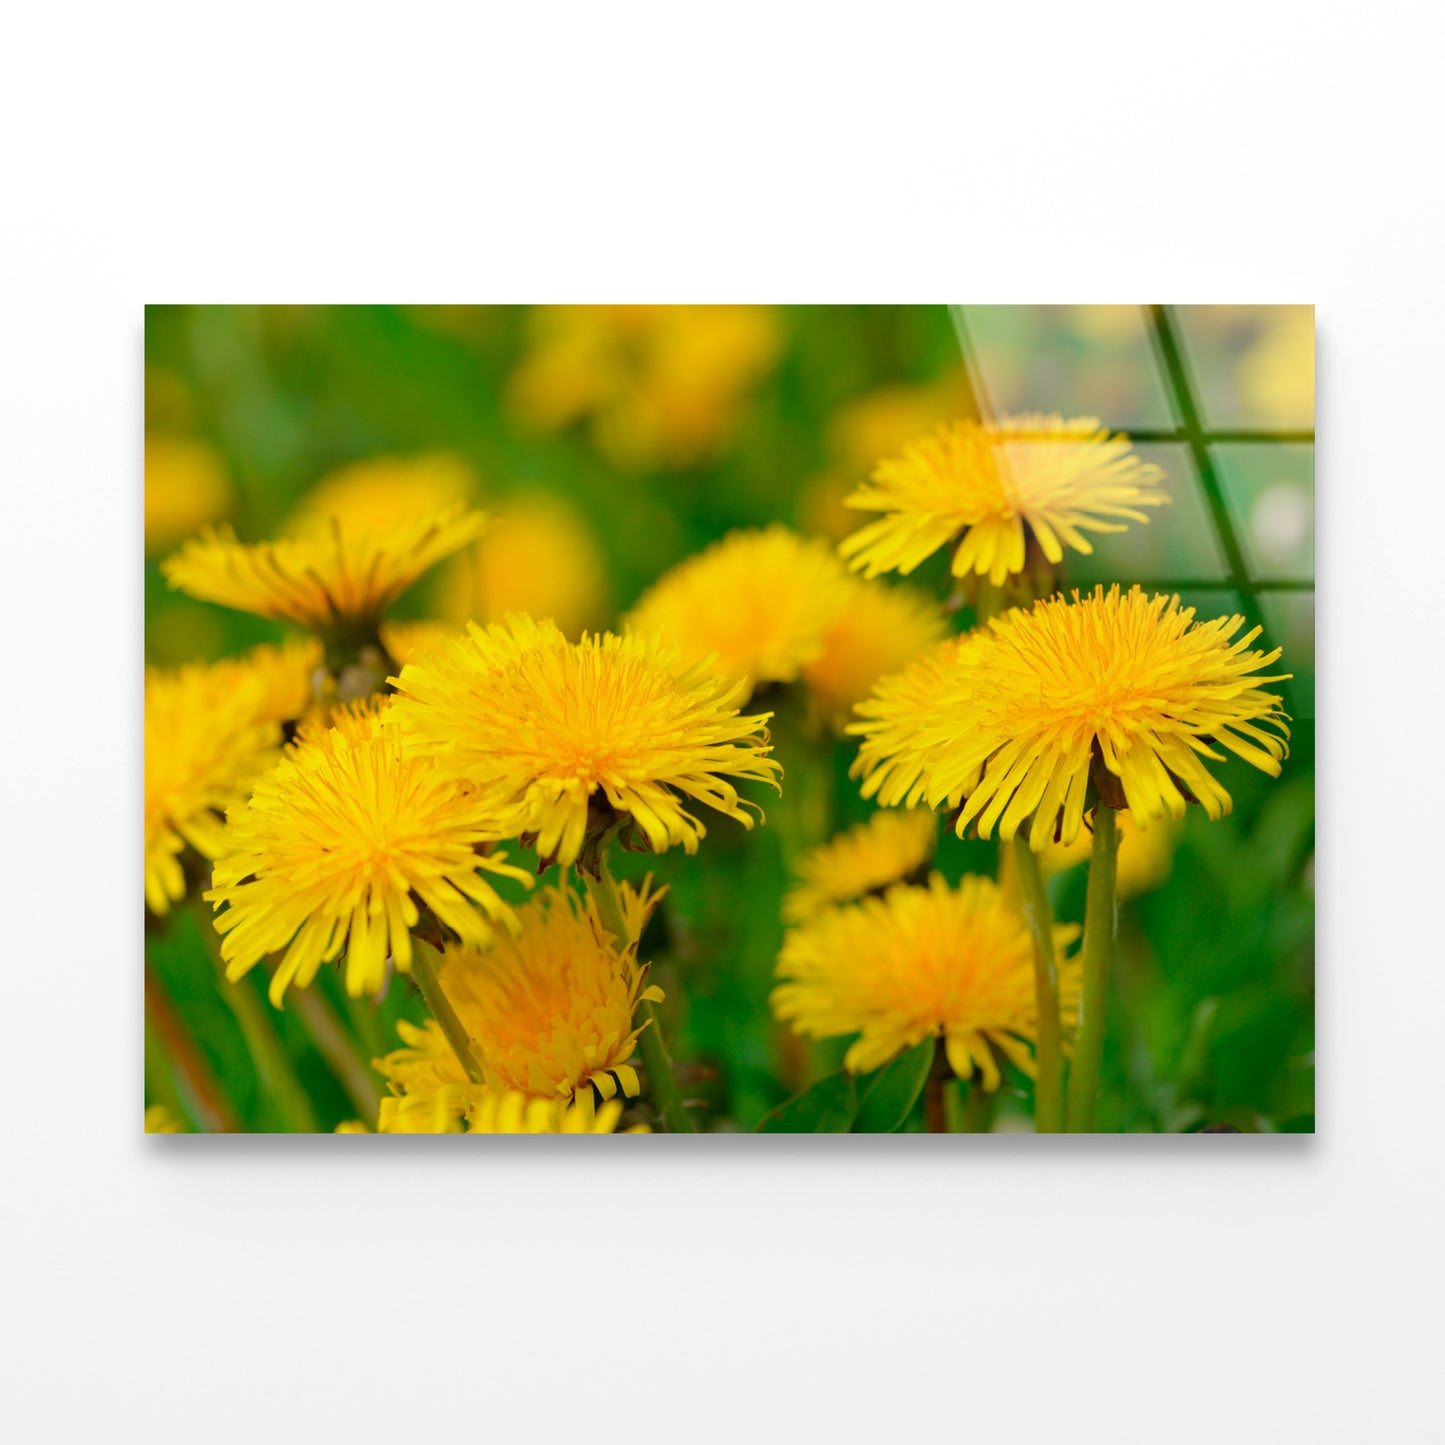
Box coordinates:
[389,614,781,866]
[374,878,664,1128]
[839,415,1168,586]
[161,457,488,635]
[625,525,853,700]
[873,585,1290,851]
[144,662,280,915]
[847,631,992,810]
[801,576,947,730]
[773,874,1080,1085]
[208,700,531,1005]
[783,809,937,924]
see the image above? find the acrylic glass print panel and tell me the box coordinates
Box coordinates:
[143,305,1315,1135]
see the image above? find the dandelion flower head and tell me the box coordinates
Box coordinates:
[801,575,947,730]
[374,878,664,1127]
[839,415,1168,586]
[208,699,531,1005]
[899,585,1291,851]
[773,873,1080,1085]
[162,453,488,634]
[145,434,233,555]
[144,662,280,915]
[625,525,853,700]
[783,809,937,924]
[389,614,781,867]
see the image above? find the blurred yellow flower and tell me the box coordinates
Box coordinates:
[625,525,852,700]
[144,434,233,554]
[162,499,488,635]
[839,415,1168,586]
[144,662,280,916]
[379,619,461,668]
[208,700,531,1005]
[211,635,323,726]
[773,874,1080,1085]
[144,1104,186,1134]
[891,585,1291,851]
[284,453,477,539]
[802,576,947,730]
[1041,810,1180,899]
[390,614,781,866]
[435,491,610,638]
[1234,307,1314,429]
[782,809,937,924]
[507,305,780,471]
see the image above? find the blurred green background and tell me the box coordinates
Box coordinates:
[144,304,1314,1133]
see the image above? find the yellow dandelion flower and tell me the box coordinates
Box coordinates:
[443,878,665,1107]
[379,619,461,668]
[373,879,663,1128]
[802,576,947,730]
[211,636,324,726]
[434,492,610,639]
[284,453,477,540]
[207,709,532,1005]
[144,662,280,916]
[145,434,234,554]
[909,585,1291,850]
[625,526,853,699]
[773,874,1081,1085]
[144,1104,186,1134]
[783,809,937,924]
[334,1120,369,1134]
[839,415,1168,586]
[161,502,488,635]
[847,630,992,810]
[389,613,781,867]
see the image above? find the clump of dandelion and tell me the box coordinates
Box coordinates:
[839,415,1168,587]
[783,809,937,924]
[373,878,665,1130]
[624,525,853,700]
[801,575,947,730]
[773,874,1080,1087]
[208,698,531,1006]
[389,614,781,868]
[144,662,280,916]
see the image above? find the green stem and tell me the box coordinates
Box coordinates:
[587,855,695,1133]
[1012,835,1064,1133]
[1065,808,1119,1133]
[289,986,382,1123]
[924,1039,952,1134]
[187,902,316,1132]
[411,938,486,1085]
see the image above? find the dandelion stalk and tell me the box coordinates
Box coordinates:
[289,986,382,1122]
[411,938,486,1085]
[1065,808,1119,1133]
[1012,835,1064,1133]
[587,854,695,1133]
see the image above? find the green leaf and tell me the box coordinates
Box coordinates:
[757,1071,858,1133]
[853,1039,935,1133]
